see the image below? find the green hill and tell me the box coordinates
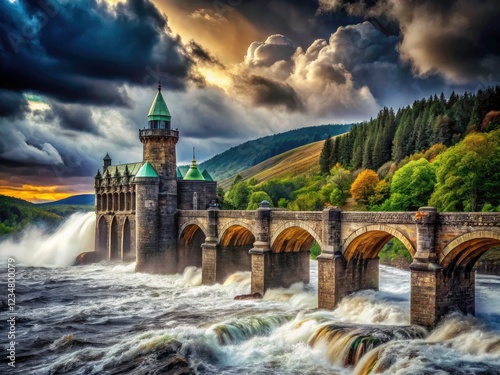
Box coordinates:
[219,140,324,190]
[0,195,63,236]
[39,194,94,206]
[199,124,352,181]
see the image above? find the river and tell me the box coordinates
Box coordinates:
[1,213,499,374]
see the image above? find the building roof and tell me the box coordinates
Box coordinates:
[183,157,205,181]
[135,161,159,178]
[201,169,214,181]
[104,162,142,176]
[148,89,171,121]
[103,153,111,161]
[176,167,184,179]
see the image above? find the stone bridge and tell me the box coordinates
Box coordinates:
[175,204,500,328]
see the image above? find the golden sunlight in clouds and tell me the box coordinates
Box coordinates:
[154,2,263,64]
[198,67,232,90]
[28,101,49,111]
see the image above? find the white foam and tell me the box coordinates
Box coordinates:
[0,212,95,267]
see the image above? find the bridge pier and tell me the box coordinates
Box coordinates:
[318,254,379,309]
[408,206,468,329]
[410,267,475,329]
[202,206,220,285]
[250,201,272,295]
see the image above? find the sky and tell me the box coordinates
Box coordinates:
[0,0,499,202]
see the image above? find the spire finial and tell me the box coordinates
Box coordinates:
[193,147,195,160]
[158,79,161,92]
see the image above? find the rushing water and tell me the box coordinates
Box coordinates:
[1,214,500,374]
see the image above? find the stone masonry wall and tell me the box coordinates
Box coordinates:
[177,180,217,210]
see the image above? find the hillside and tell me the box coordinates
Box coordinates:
[0,195,62,236]
[219,141,324,190]
[199,124,352,181]
[39,194,95,206]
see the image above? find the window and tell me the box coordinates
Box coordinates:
[193,192,198,210]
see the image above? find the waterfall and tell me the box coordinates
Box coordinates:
[0,212,96,267]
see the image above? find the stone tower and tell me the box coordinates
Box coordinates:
[137,83,179,273]
[134,161,160,272]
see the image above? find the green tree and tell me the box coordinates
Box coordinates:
[368,180,390,208]
[319,183,334,204]
[216,186,226,208]
[329,187,345,206]
[277,198,288,208]
[225,181,251,210]
[247,191,273,210]
[261,178,300,205]
[429,130,500,211]
[319,135,333,174]
[289,192,323,211]
[384,158,436,210]
[328,163,353,201]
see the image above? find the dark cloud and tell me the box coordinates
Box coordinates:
[49,102,100,135]
[320,0,500,83]
[236,75,303,111]
[0,0,191,116]
[0,90,29,118]
[186,40,225,68]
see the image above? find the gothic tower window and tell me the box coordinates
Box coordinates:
[193,192,198,210]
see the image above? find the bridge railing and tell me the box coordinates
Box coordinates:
[342,211,417,224]
[270,211,323,221]
[218,211,256,219]
[438,212,500,225]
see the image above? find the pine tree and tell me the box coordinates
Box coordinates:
[319,135,333,174]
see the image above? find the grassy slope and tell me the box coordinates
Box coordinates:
[219,141,324,190]
[199,124,352,181]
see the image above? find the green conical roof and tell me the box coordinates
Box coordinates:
[135,161,158,178]
[201,169,214,181]
[183,157,205,181]
[176,167,184,179]
[148,88,171,121]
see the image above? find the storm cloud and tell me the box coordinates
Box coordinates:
[0,0,497,200]
[320,0,500,83]
[0,0,192,115]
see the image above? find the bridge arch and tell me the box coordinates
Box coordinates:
[342,225,415,261]
[439,231,500,274]
[178,222,208,245]
[110,216,120,260]
[219,221,256,247]
[122,217,132,260]
[96,215,107,256]
[270,222,322,253]
[177,223,207,272]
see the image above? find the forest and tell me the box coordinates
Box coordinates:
[222,86,500,213]
[220,86,500,267]
[0,195,93,236]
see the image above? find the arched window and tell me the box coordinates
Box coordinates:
[193,192,198,210]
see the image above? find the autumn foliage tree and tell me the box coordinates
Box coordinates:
[350,169,379,205]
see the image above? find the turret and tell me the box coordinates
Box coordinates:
[103,153,111,171]
[134,161,160,273]
[183,148,205,181]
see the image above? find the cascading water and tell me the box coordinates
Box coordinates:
[0,212,95,267]
[1,215,499,374]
